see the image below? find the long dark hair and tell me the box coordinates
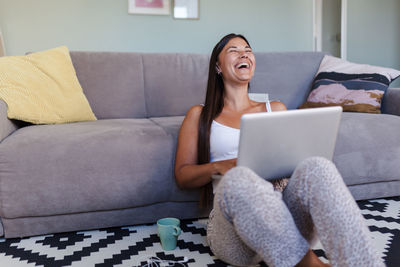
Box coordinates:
[198,33,251,208]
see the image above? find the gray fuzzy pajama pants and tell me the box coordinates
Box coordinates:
[206,157,384,267]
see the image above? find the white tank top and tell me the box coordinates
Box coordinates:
[210,101,272,191]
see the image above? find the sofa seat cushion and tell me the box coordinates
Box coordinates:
[150,116,202,202]
[333,113,400,185]
[0,119,177,219]
[150,116,184,148]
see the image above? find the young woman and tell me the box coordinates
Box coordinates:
[175,33,383,267]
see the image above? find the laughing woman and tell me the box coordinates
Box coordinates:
[174,33,383,267]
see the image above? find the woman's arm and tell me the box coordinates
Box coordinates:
[175,105,236,189]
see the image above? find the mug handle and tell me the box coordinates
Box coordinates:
[173,226,181,236]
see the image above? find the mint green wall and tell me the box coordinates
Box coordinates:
[347,0,400,86]
[0,0,313,56]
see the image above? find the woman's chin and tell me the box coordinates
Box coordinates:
[237,76,253,83]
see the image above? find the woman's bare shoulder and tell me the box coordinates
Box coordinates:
[271,101,287,111]
[178,105,203,145]
[185,105,203,120]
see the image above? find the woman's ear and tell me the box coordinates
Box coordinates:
[215,64,222,75]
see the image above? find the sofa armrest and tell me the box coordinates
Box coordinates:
[382,87,400,116]
[0,100,19,143]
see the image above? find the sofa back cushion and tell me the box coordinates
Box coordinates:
[143,53,210,117]
[70,51,147,119]
[142,52,325,115]
[251,52,325,109]
[69,51,325,118]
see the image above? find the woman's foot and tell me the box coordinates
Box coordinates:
[295,249,330,267]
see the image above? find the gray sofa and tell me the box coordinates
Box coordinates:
[0,51,399,238]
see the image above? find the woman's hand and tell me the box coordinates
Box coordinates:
[212,158,237,175]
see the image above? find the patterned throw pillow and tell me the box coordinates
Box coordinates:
[300,56,400,113]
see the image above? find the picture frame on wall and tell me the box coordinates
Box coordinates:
[173,0,199,20]
[128,0,170,15]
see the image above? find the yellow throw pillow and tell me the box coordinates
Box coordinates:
[0,46,97,124]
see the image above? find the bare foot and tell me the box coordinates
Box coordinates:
[295,249,330,267]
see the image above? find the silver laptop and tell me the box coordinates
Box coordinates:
[236,106,342,180]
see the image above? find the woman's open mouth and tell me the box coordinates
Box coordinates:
[236,62,250,69]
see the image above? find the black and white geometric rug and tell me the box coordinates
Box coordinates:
[0,197,399,267]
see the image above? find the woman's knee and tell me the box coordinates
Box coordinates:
[222,166,258,186]
[215,166,275,218]
[291,156,342,186]
[217,166,273,197]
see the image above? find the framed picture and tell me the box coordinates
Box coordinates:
[128,0,170,15]
[173,0,199,20]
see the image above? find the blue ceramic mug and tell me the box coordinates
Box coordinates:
[157,217,181,250]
